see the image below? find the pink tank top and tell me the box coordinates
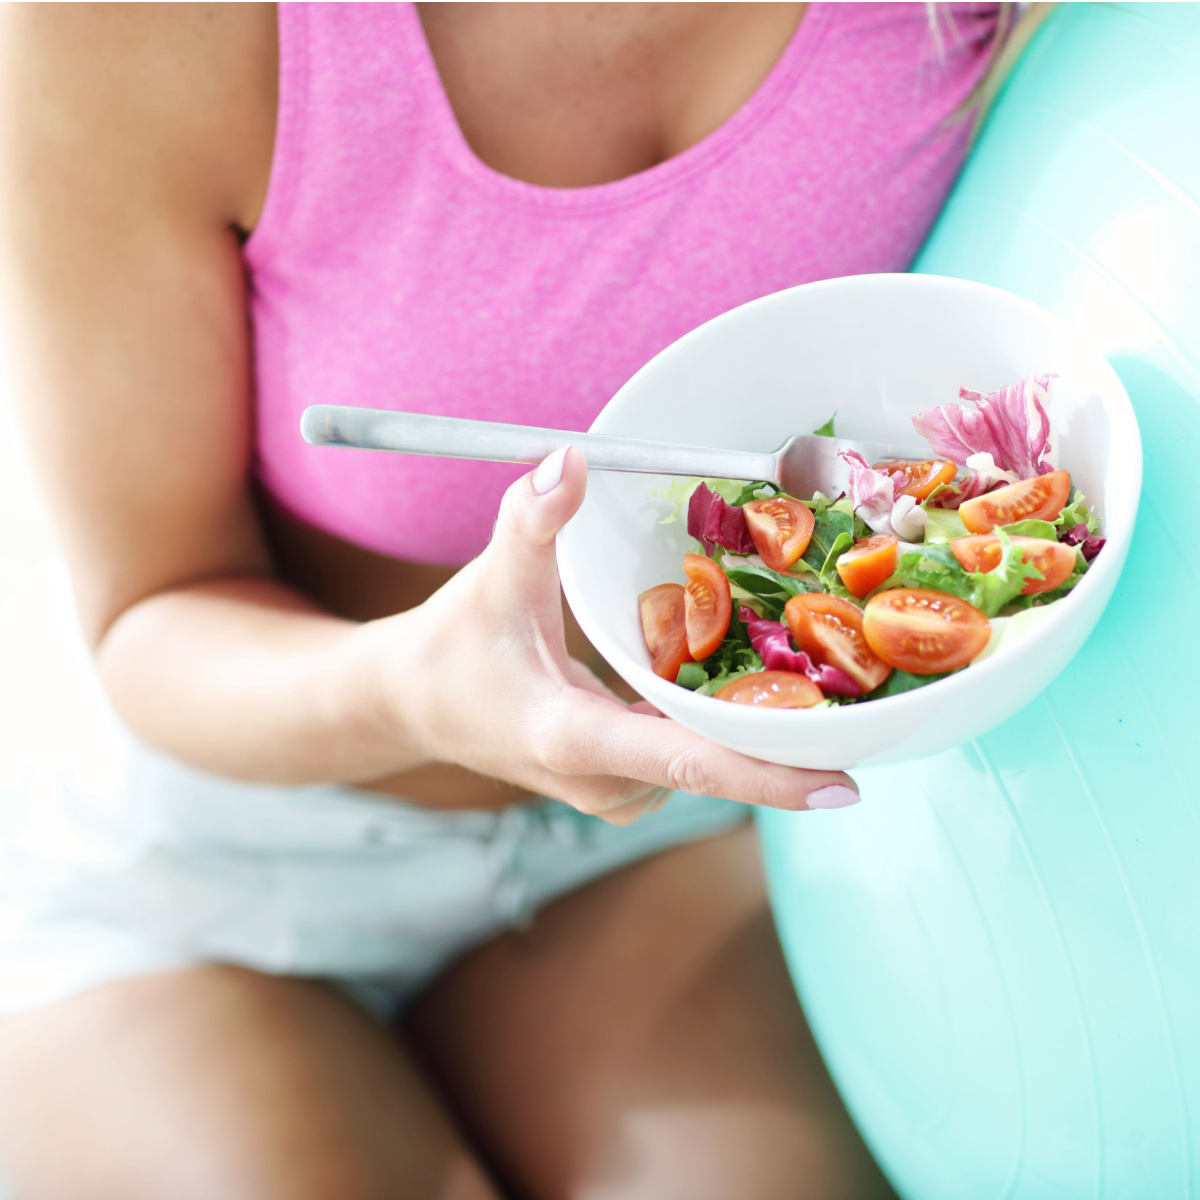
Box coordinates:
[245,2,1001,566]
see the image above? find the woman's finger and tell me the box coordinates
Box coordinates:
[485,447,587,585]
[547,694,860,812]
[586,782,674,826]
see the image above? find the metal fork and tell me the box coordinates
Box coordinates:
[300,406,927,497]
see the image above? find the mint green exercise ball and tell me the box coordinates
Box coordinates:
[758,5,1200,1198]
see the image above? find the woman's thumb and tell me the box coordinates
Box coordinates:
[489,446,587,565]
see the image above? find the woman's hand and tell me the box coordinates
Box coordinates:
[375,449,861,824]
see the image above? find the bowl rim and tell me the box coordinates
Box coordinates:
[557,272,1143,735]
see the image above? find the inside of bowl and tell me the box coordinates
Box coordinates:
[560,274,1139,686]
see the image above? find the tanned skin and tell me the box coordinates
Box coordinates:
[0,7,892,1197]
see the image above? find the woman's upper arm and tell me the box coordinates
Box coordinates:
[0,3,278,645]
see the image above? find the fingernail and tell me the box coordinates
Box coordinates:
[533,447,568,495]
[806,785,861,810]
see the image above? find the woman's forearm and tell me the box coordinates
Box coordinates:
[94,573,427,787]
[90,452,860,821]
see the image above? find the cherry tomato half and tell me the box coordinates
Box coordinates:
[950,534,1077,595]
[638,583,692,681]
[683,553,732,661]
[742,497,815,572]
[784,593,892,692]
[959,469,1071,534]
[873,459,958,501]
[835,534,898,599]
[862,588,990,674]
[714,670,824,708]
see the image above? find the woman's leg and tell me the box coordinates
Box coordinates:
[0,965,499,1200]
[407,823,895,1200]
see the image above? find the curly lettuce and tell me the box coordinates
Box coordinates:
[687,609,765,696]
[653,476,746,524]
[1054,489,1099,534]
[884,529,1040,618]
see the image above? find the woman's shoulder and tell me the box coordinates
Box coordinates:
[0,2,277,232]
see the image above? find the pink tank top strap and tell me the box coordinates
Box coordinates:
[252,2,444,262]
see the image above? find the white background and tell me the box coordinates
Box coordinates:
[0,351,56,604]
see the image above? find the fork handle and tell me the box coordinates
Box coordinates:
[301,406,780,484]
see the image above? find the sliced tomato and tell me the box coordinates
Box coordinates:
[683,553,731,661]
[835,534,898,599]
[783,593,891,692]
[950,534,1077,595]
[873,458,958,501]
[959,469,1071,534]
[638,583,692,681]
[742,497,815,572]
[714,670,824,709]
[862,588,990,674]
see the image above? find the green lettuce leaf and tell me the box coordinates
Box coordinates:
[819,531,855,597]
[675,662,708,690]
[696,657,764,697]
[1054,489,1099,534]
[998,519,1058,540]
[971,607,1058,662]
[1002,548,1088,610]
[723,563,817,620]
[812,413,837,437]
[865,667,956,700]
[729,480,780,507]
[802,497,855,573]
[651,477,700,525]
[692,610,764,695]
[651,476,746,524]
[922,507,969,544]
[884,530,1039,618]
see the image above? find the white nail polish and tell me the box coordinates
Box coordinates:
[533,446,568,494]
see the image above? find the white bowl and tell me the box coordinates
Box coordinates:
[557,274,1142,770]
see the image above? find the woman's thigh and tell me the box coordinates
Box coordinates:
[0,965,498,1200]
[407,823,896,1200]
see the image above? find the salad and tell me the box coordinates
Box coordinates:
[638,375,1105,708]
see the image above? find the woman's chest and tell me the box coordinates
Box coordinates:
[414,3,808,189]
[246,3,1001,568]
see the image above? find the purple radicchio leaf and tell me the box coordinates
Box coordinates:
[838,450,904,532]
[1058,523,1104,563]
[740,608,863,699]
[687,483,756,556]
[805,661,863,699]
[912,373,1058,480]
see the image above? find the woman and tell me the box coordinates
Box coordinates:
[0,4,1026,1196]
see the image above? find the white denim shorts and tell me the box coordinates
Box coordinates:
[0,563,747,1021]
